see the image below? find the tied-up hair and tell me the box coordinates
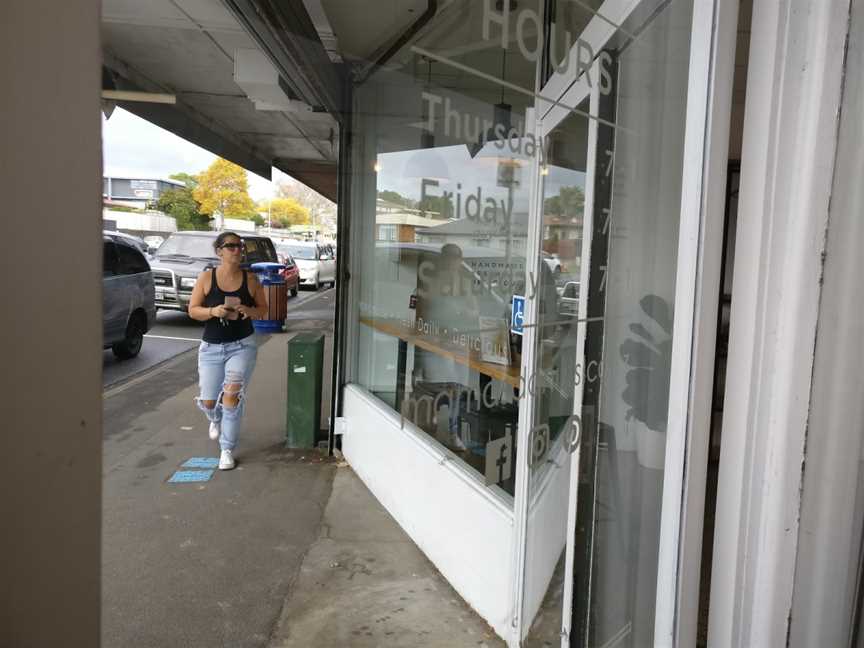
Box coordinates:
[213,231,242,251]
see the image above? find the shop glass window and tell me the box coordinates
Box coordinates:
[349,0,543,500]
[377,224,397,241]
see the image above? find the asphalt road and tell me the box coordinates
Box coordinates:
[102,285,335,388]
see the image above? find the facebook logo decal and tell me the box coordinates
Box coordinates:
[485,425,513,486]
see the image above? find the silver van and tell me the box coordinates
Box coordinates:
[281,241,336,290]
[103,234,156,359]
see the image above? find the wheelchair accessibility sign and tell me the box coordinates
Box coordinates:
[511,295,525,335]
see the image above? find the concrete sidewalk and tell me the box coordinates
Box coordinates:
[102,326,503,648]
[268,466,504,648]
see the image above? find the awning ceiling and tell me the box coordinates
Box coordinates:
[101,0,348,200]
[101,0,464,201]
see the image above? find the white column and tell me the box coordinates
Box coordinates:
[2,0,103,646]
[708,0,852,645]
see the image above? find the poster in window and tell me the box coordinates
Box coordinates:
[478,316,511,366]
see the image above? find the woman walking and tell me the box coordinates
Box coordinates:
[188,232,268,470]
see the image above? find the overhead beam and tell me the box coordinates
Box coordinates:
[102,90,175,104]
[103,55,273,179]
[274,157,337,201]
[222,0,346,119]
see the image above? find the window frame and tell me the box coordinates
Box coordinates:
[115,240,150,275]
[509,0,739,644]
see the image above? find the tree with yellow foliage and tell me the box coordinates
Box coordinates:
[193,158,256,220]
[258,197,311,228]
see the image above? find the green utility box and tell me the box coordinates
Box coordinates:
[286,332,324,448]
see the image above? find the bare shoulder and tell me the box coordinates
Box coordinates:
[246,270,260,288]
[197,269,212,290]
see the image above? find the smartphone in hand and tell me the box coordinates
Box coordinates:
[224,296,241,320]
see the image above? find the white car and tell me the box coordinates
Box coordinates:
[281,242,336,290]
[542,251,562,275]
[143,235,164,253]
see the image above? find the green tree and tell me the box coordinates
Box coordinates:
[377,190,415,209]
[104,203,144,214]
[170,172,199,190]
[417,195,453,218]
[544,185,584,220]
[156,173,209,230]
[193,158,256,220]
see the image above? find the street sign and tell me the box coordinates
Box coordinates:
[511,294,525,335]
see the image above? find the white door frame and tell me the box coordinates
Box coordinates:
[708,0,853,645]
[655,0,739,645]
[511,0,739,644]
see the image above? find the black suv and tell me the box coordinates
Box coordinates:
[149,231,278,312]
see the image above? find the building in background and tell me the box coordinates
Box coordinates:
[376,198,448,242]
[103,176,184,209]
[103,208,177,239]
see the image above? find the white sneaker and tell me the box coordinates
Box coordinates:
[209,421,221,441]
[218,449,235,470]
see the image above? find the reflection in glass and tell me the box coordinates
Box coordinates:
[571,1,694,646]
[522,109,589,647]
[350,0,542,499]
[359,141,530,497]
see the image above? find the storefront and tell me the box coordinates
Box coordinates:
[328,0,864,646]
[11,0,864,645]
[335,0,730,644]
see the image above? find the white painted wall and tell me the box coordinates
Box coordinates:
[341,385,516,641]
[223,217,257,232]
[103,209,178,233]
[520,444,571,640]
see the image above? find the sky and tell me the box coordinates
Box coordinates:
[102,106,581,209]
[376,142,583,216]
[101,108,288,201]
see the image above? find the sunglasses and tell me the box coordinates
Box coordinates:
[220,242,244,250]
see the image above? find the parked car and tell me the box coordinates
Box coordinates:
[275,245,301,297]
[149,231,279,312]
[143,235,164,254]
[107,230,151,257]
[103,233,156,359]
[542,251,562,276]
[558,281,579,318]
[281,242,336,290]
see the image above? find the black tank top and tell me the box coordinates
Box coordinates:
[202,267,255,343]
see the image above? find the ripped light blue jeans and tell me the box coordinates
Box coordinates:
[196,336,258,451]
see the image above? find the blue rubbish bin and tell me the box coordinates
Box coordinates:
[250,262,287,332]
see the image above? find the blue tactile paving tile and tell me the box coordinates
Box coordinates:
[182,457,220,469]
[168,470,214,483]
